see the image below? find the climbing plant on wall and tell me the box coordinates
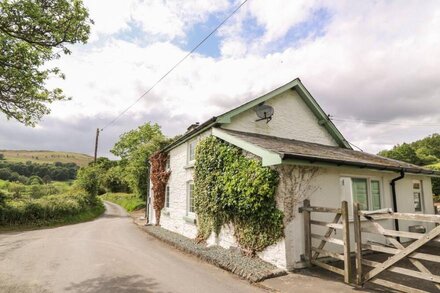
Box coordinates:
[150,151,170,225]
[194,136,283,254]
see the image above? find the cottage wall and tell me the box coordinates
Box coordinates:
[285,165,435,269]
[221,89,338,146]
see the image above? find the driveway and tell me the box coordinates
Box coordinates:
[0,202,265,293]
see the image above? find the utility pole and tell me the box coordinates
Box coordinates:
[94,128,100,163]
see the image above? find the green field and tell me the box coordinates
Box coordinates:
[101,193,145,212]
[0,150,93,167]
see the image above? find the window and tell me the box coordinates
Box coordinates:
[351,178,382,211]
[187,182,195,214]
[413,180,423,212]
[165,156,170,170]
[188,140,197,163]
[165,185,170,208]
[352,178,368,210]
[371,180,381,210]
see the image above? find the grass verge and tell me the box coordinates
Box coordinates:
[100,192,145,212]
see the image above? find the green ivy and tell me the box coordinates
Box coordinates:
[194,136,283,253]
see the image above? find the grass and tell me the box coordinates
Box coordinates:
[0,202,104,232]
[101,192,145,212]
[0,150,93,167]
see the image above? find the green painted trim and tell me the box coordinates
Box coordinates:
[162,123,215,152]
[294,81,352,149]
[216,79,301,124]
[162,78,351,153]
[216,78,351,149]
[212,128,282,166]
[283,159,439,177]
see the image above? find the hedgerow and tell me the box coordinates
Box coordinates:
[0,190,103,226]
[194,136,283,254]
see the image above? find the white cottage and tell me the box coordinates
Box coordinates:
[147,78,438,270]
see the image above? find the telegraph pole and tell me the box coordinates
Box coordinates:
[94,128,100,163]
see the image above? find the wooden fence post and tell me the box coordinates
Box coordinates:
[353,202,363,286]
[303,199,312,267]
[341,200,352,284]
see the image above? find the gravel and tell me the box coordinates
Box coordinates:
[138,224,286,282]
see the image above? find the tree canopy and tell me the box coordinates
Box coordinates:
[378,133,440,196]
[378,133,440,166]
[0,0,92,125]
[111,122,171,199]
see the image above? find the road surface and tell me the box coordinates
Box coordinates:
[0,202,265,293]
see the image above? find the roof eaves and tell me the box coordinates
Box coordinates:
[161,117,217,153]
[283,153,440,176]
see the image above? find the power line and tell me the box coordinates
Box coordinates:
[101,0,249,131]
[331,116,440,127]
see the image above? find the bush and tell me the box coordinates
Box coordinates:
[76,165,100,199]
[27,175,43,185]
[0,191,103,226]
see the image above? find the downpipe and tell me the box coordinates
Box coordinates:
[390,169,405,241]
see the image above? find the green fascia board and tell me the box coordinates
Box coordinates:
[283,158,440,177]
[162,78,351,153]
[212,128,282,166]
[216,79,301,124]
[217,78,352,149]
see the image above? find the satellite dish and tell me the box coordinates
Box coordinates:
[254,103,274,123]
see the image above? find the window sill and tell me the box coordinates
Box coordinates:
[184,162,195,169]
[183,215,197,225]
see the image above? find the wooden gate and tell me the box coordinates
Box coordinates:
[300,199,352,284]
[353,203,440,292]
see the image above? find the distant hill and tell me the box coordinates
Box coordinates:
[0,150,93,167]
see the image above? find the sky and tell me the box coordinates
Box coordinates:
[1,0,440,157]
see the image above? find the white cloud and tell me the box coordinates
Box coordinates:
[3,0,440,156]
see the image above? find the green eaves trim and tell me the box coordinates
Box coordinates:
[161,78,351,153]
[294,81,352,149]
[212,128,282,166]
[216,78,352,149]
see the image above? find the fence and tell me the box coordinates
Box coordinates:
[301,200,440,292]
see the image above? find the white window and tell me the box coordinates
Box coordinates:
[165,185,170,208]
[413,180,423,212]
[188,140,197,163]
[187,181,195,214]
[351,178,382,211]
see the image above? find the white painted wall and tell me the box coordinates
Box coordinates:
[221,89,338,146]
[148,130,211,238]
[285,165,435,269]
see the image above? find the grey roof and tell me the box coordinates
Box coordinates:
[221,129,439,176]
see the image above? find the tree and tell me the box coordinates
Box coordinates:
[76,165,100,199]
[378,143,421,165]
[111,122,170,199]
[0,0,92,125]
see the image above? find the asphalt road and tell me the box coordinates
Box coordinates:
[0,202,265,293]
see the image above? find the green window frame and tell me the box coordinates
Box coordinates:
[351,178,382,211]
